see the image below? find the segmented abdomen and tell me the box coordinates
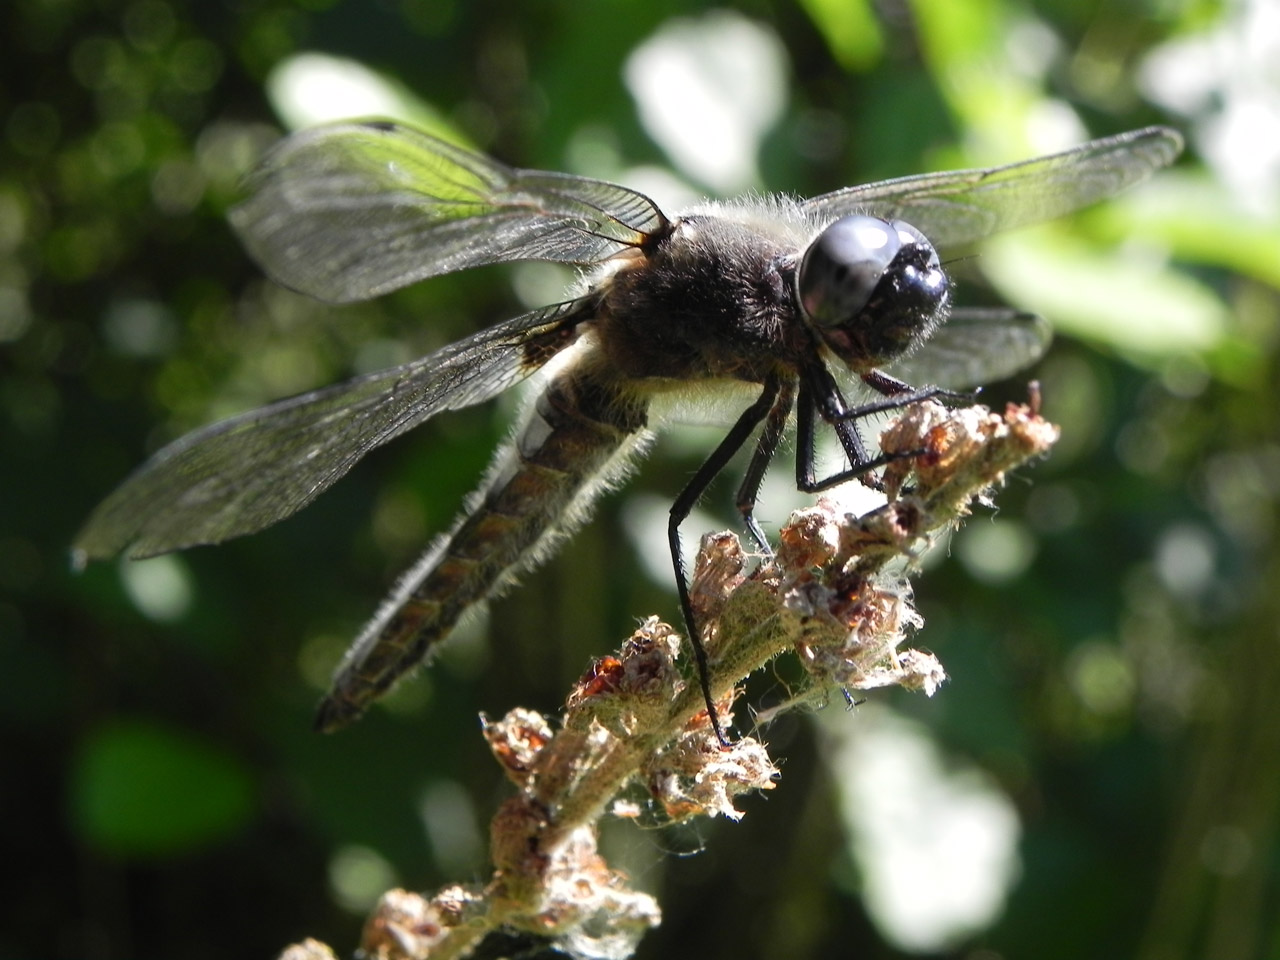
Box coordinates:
[314,368,647,732]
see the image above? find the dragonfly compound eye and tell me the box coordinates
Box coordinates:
[798,215,902,326]
[798,214,950,368]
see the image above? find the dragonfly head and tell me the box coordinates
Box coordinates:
[797,215,950,371]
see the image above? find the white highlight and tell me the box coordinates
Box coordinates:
[624,11,788,192]
[956,518,1037,584]
[118,554,193,623]
[621,492,723,591]
[1140,0,1280,215]
[823,707,1022,952]
[1154,522,1217,595]
[328,844,399,912]
[418,780,485,877]
[265,52,450,133]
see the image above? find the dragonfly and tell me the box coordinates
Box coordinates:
[74,121,1183,741]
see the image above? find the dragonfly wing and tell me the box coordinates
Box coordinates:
[885,308,1051,389]
[803,126,1183,251]
[74,299,593,561]
[230,120,668,303]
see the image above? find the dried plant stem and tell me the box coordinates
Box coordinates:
[280,395,1059,960]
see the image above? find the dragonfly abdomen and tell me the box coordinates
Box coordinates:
[314,368,650,732]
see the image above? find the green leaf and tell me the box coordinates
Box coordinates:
[69,719,256,858]
[982,229,1228,358]
[797,0,884,69]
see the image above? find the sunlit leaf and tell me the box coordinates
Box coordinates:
[983,229,1227,357]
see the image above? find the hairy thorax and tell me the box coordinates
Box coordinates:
[593,209,817,387]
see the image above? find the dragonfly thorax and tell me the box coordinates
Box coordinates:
[594,214,810,384]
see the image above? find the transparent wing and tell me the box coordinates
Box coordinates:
[886,308,1051,389]
[74,299,593,561]
[230,120,668,303]
[803,126,1183,251]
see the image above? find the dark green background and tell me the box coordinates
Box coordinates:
[4,1,1277,958]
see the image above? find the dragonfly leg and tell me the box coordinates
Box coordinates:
[860,368,975,404]
[670,373,784,746]
[797,364,956,494]
[732,377,796,557]
[795,372,880,493]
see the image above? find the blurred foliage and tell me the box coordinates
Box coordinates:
[2,1,1277,959]
[69,718,256,857]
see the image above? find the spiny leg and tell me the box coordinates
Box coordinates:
[732,377,796,556]
[798,365,970,493]
[861,368,974,402]
[669,374,783,746]
[796,366,877,493]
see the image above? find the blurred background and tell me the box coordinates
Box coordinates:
[4,0,1278,958]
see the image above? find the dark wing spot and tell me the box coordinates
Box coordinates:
[520,321,582,371]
